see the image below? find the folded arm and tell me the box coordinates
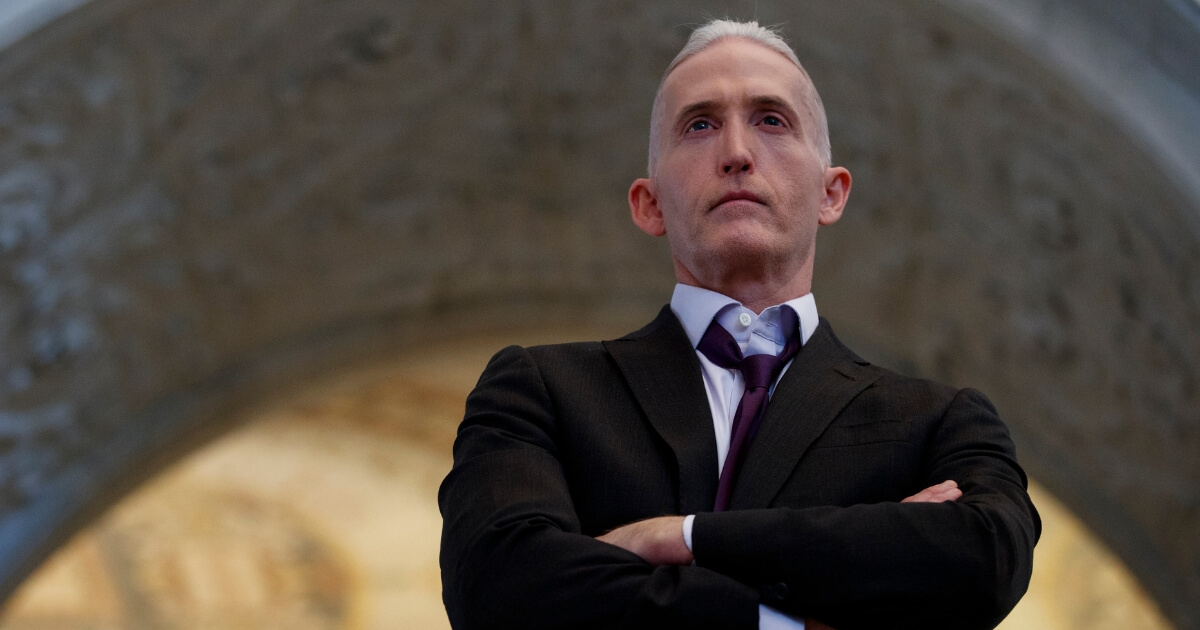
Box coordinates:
[598,481,963,566]
[689,388,1039,629]
[600,481,965,629]
[442,347,1038,630]
[439,345,761,630]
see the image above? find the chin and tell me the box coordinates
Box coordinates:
[693,241,780,280]
[714,229,783,258]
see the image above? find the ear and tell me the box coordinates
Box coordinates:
[818,166,852,226]
[629,178,666,236]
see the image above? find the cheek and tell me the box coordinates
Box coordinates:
[656,181,700,228]
[778,167,825,210]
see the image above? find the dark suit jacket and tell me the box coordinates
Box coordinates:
[439,307,1040,630]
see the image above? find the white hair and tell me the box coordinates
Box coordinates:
[646,19,832,174]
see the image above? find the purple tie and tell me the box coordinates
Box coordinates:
[697,309,801,512]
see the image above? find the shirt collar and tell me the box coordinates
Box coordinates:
[669,283,819,349]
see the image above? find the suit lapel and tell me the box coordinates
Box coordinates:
[729,319,881,510]
[603,306,720,515]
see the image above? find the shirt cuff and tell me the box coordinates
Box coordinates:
[682,514,695,551]
[759,605,806,630]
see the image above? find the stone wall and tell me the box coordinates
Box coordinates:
[0,0,1197,626]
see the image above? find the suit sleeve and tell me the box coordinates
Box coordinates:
[691,387,1040,630]
[439,345,761,630]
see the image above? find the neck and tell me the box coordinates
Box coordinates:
[673,258,812,314]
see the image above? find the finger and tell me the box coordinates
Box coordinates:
[921,482,960,501]
[902,480,958,503]
[921,484,961,503]
[902,483,944,503]
[929,480,961,501]
[926,487,961,500]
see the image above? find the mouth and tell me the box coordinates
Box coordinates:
[711,190,766,211]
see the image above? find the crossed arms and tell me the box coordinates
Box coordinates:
[597,480,963,566]
[439,344,1040,629]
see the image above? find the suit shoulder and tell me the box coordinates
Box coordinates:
[866,364,955,394]
[511,341,614,381]
[859,363,998,417]
[517,305,676,364]
[523,340,607,359]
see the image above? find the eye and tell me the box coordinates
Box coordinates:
[686,119,712,133]
[761,114,785,127]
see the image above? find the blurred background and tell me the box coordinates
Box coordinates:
[0,0,1197,628]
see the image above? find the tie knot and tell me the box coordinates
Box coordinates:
[740,353,783,389]
[696,311,801,389]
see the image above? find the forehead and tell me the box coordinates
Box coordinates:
[661,38,808,117]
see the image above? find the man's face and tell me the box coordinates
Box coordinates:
[631,38,848,291]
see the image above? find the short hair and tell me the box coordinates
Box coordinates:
[646,19,832,174]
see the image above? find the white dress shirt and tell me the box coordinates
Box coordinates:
[669,283,818,630]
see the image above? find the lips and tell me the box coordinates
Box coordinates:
[712,190,765,210]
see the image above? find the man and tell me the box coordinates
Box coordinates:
[440,20,1039,630]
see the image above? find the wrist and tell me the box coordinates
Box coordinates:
[658,516,693,565]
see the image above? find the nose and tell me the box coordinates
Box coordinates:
[720,124,754,175]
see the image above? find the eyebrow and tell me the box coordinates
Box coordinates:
[674,99,720,127]
[673,95,803,131]
[749,96,801,121]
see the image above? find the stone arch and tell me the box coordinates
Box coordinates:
[0,0,1197,626]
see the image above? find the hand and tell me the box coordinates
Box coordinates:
[901,479,962,503]
[596,516,693,566]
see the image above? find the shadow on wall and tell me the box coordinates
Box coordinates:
[0,0,1198,628]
